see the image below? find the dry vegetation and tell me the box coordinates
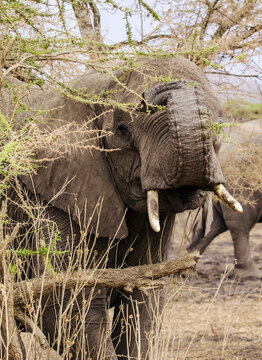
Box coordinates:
[168,219,262,360]
[221,142,262,204]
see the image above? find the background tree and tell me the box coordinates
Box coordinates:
[1,1,261,86]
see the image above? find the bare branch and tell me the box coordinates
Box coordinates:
[14,310,48,349]
[206,71,262,81]
[0,224,20,256]
[114,33,173,48]
[212,3,256,39]
[199,0,220,40]
[0,37,15,90]
[230,24,262,49]
[13,252,200,307]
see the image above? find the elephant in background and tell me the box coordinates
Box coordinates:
[0,56,240,360]
[188,119,262,278]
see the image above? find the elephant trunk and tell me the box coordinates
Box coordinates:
[143,81,225,189]
[142,82,243,231]
[166,84,242,212]
[166,83,223,188]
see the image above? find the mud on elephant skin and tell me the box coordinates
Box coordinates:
[1,56,241,359]
[188,119,262,279]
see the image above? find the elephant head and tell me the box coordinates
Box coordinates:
[20,56,242,238]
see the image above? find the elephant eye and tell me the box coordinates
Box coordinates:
[117,123,130,137]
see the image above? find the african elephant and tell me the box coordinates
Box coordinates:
[0,56,241,360]
[188,119,262,278]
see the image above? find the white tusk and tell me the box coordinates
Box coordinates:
[147,190,161,232]
[213,184,243,213]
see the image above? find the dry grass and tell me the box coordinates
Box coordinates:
[1,191,262,360]
[166,223,262,360]
[167,296,262,360]
[221,143,262,204]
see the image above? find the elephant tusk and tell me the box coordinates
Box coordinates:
[213,184,243,213]
[147,190,161,232]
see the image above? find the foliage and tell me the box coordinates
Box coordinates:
[222,142,262,204]
[211,120,235,140]
[0,110,37,182]
[9,230,68,274]
[0,0,261,86]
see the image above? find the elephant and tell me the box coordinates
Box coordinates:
[0,56,241,360]
[188,119,262,278]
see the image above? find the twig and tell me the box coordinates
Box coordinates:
[0,224,20,256]
[205,71,262,81]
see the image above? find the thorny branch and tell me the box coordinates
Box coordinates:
[205,71,262,81]
[213,2,256,39]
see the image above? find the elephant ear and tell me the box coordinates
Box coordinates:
[21,82,128,239]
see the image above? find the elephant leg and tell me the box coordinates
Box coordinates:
[33,206,118,358]
[230,230,262,278]
[41,287,117,360]
[188,211,227,254]
[111,289,162,360]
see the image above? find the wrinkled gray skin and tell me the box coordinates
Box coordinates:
[188,120,262,278]
[1,56,226,359]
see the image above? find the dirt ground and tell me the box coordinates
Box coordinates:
[165,222,262,360]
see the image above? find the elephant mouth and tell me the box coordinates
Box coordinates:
[148,185,243,233]
[128,177,243,233]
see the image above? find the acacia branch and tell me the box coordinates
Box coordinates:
[113,33,173,48]
[212,3,256,39]
[206,71,262,81]
[229,25,262,50]
[13,252,200,307]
